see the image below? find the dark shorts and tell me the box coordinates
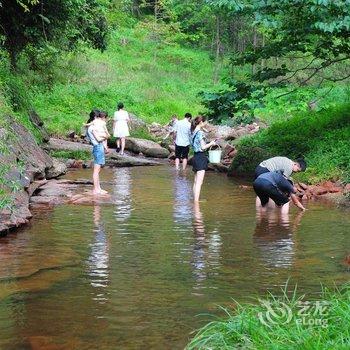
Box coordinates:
[254,165,269,179]
[175,145,190,159]
[93,143,105,166]
[253,178,290,207]
[192,152,208,173]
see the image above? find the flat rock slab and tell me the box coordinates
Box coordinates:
[29,179,116,207]
[45,138,92,152]
[106,153,162,167]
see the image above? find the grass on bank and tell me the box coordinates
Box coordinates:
[31,25,220,135]
[187,284,350,350]
[230,102,350,184]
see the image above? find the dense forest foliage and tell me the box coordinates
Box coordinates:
[0,0,349,186]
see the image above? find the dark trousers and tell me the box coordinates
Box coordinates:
[254,165,269,179]
[253,178,290,207]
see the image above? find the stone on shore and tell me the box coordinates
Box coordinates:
[106,153,162,167]
[125,137,169,158]
[45,138,92,153]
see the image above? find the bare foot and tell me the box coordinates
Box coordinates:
[93,190,103,195]
[92,189,108,196]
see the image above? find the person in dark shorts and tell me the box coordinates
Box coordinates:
[175,144,190,161]
[255,156,307,179]
[191,116,216,202]
[174,113,192,170]
[253,171,306,213]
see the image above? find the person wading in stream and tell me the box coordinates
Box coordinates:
[253,170,307,213]
[86,110,109,195]
[191,116,216,202]
[174,112,192,170]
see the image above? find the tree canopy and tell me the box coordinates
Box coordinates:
[0,0,108,67]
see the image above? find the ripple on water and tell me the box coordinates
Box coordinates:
[0,166,349,349]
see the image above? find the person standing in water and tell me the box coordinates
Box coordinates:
[191,116,216,202]
[174,112,192,170]
[113,102,130,155]
[87,111,109,195]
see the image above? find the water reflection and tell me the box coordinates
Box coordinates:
[254,210,304,269]
[113,168,132,222]
[87,206,110,304]
[173,173,192,228]
[191,203,207,291]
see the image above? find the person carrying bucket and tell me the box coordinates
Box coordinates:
[191,116,216,202]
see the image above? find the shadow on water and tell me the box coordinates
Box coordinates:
[0,166,349,349]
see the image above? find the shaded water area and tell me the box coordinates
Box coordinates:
[0,166,349,349]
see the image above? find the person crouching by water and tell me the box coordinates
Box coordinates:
[113,102,130,155]
[86,111,110,195]
[253,171,306,214]
[191,116,216,202]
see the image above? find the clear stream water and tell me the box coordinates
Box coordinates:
[0,166,349,349]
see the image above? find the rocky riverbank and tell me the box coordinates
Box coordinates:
[1,113,348,237]
[0,117,67,235]
[0,115,165,236]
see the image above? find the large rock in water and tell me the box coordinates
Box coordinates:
[125,137,169,158]
[0,118,66,236]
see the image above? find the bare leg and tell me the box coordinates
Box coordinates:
[256,196,262,208]
[116,138,120,150]
[182,158,188,170]
[175,158,180,170]
[280,201,290,214]
[193,170,205,202]
[93,164,101,194]
[121,137,126,155]
[267,198,277,208]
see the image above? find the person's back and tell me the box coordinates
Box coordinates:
[175,118,191,147]
[114,109,128,121]
[259,156,294,178]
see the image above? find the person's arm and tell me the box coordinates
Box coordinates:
[291,193,306,211]
[200,139,216,151]
[104,124,110,138]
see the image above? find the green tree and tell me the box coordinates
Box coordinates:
[0,0,108,68]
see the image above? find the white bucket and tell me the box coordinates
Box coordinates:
[208,146,222,164]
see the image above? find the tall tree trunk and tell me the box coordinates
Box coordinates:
[261,34,266,69]
[252,27,258,75]
[213,14,221,84]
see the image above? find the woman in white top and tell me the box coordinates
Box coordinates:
[113,102,130,155]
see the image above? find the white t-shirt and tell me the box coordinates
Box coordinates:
[174,118,191,147]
